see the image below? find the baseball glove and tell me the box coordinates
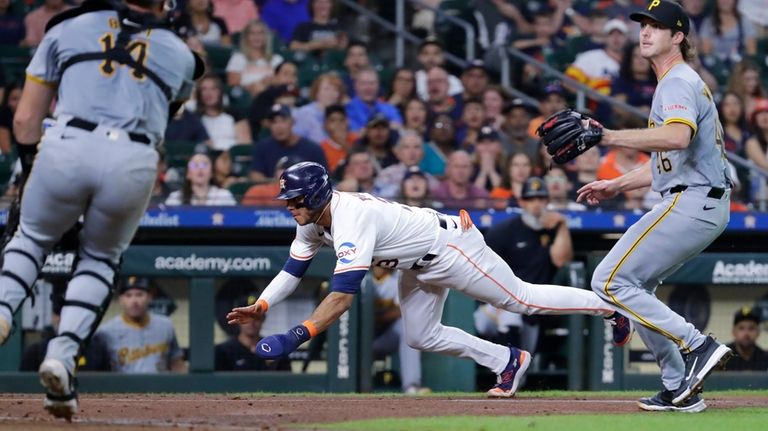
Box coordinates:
[537,109,603,164]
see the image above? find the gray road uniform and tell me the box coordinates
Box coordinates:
[0,3,197,375]
[591,62,731,391]
[97,312,183,373]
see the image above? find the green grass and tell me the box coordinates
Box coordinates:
[312,408,768,431]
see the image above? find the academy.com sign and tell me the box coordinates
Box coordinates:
[712,260,768,284]
[154,254,271,274]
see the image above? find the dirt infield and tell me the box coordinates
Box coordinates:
[0,393,765,430]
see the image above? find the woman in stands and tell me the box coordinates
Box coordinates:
[727,60,766,120]
[610,44,656,125]
[699,0,757,67]
[166,153,237,206]
[482,86,509,131]
[289,0,347,58]
[489,152,532,208]
[226,20,284,96]
[174,0,231,47]
[387,67,417,116]
[292,72,345,144]
[744,99,768,208]
[197,75,251,150]
[402,98,429,140]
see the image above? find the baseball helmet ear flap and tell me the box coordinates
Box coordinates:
[276,162,332,210]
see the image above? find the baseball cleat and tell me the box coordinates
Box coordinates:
[39,358,79,421]
[0,316,10,345]
[606,311,633,347]
[673,336,733,406]
[487,347,531,398]
[637,389,707,413]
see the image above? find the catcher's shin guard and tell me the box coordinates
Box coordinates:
[0,239,46,345]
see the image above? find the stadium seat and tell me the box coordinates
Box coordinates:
[227,181,256,202]
[228,143,253,177]
[0,154,15,190]
[206,45,233,76]
[163,140,199,170]
[0,45,34,83]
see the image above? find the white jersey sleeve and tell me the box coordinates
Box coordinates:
[330,204,377,275]
[289,223,325,262]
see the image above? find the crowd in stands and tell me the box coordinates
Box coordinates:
[0,0,767,211]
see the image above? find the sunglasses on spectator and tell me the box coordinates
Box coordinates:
[188,161,210,169]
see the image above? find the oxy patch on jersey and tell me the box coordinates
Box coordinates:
[337,242,359,264]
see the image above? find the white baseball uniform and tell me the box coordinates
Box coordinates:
[283,191,616,374]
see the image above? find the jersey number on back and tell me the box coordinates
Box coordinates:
[98,33,149,80]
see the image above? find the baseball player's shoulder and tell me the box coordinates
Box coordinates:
[44,2,113,33]
[332,191,378,220]
[148,312,175,328]
[96,314,122,333]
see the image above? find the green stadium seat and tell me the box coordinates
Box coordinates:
[206,45,233,75]
[228,143,253,177]
[163,140,199,169]
[0,45,34,83]
[0,154,16,190]
[227,181,256,202]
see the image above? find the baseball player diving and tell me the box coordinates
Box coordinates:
[0,0,203,420]
[227,161,633,397]
[537,0,732,413]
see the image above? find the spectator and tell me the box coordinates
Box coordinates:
[0,0,25,46]
[431,150,490,209]
[293,72,345,144]
[340,41,371,98]
[259,0,310,43]
[720,92,752,202]
[289,0,347,58]
[370,266,428,394]
[511,9,566,92]
[456,98,487,150]
[248,60,301,136]
[745,99,768,205]
[21,282,110,372]
[528,82,567,139]
[502,98,540,171]
[421,114,457,177]
[215,292,292,371]
[226,20,284,97]
[472,126,506,192]
[425,66,461,122]
[212,0,258,35]
[610,43,657,126]
[251,104,325,181]
[455,60,489,109]
[726,60,766,120]
[565,19,628,97]
[597,147,650,181]
[345,68,403,132]
[387,68,417,116]
[0,81,21,156]
[336,147,377,193]
[374,131,437,199]
[726,307,768,371]
[489,152,532,208]
[483,86,509,131]
[403,98,429,140]
[571,146,601,197]
[483,176,574,356]
[243,155,301,205]
[166,153,238,205]
[174,0,231,46]
[319,104,356,172]
[197,75,251,150]
[681,0,710,34]
[210,149,242,189]
[545,167,586,211]
[22,0,70,47]
[165,106,211,147]
[414,38,463,101]
[738,0,768,37]
[355,113,398,170]
[700,0,757,67]
[97,277,186,373]
[400,166,435,207]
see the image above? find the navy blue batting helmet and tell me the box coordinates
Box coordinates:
[276,162,332,210]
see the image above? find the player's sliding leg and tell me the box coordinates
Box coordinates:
[398,271,528,397]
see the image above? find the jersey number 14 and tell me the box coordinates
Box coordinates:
[98,33,149,80]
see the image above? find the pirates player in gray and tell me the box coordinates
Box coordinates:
[577,1,732,413]
[0,0,202,419]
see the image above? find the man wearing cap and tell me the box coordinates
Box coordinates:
[422,114,458,177]
[726,307,768,371]
[455,60,490,113]
[250,104,327,182]
[481,176,573,354]
[577,0,734,412]
[503,98,540,165]
[473,126,506,192]
[527,82,567,140]
[565,18,629,96]
[96,277,186,374]
[414,37,463,101]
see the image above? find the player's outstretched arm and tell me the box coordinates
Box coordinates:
[602,122,692,152]
[577,161,652,205]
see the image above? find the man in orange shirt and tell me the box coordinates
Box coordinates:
[319,104,357,173]
[242,156,302,206]
[527,82,567,139]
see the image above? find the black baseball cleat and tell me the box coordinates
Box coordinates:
[637,389,707,413]
[672,336,733,406]
[39,358,79,421]
[606,311,633,347]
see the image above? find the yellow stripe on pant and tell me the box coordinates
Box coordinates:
[602,192,692,352]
